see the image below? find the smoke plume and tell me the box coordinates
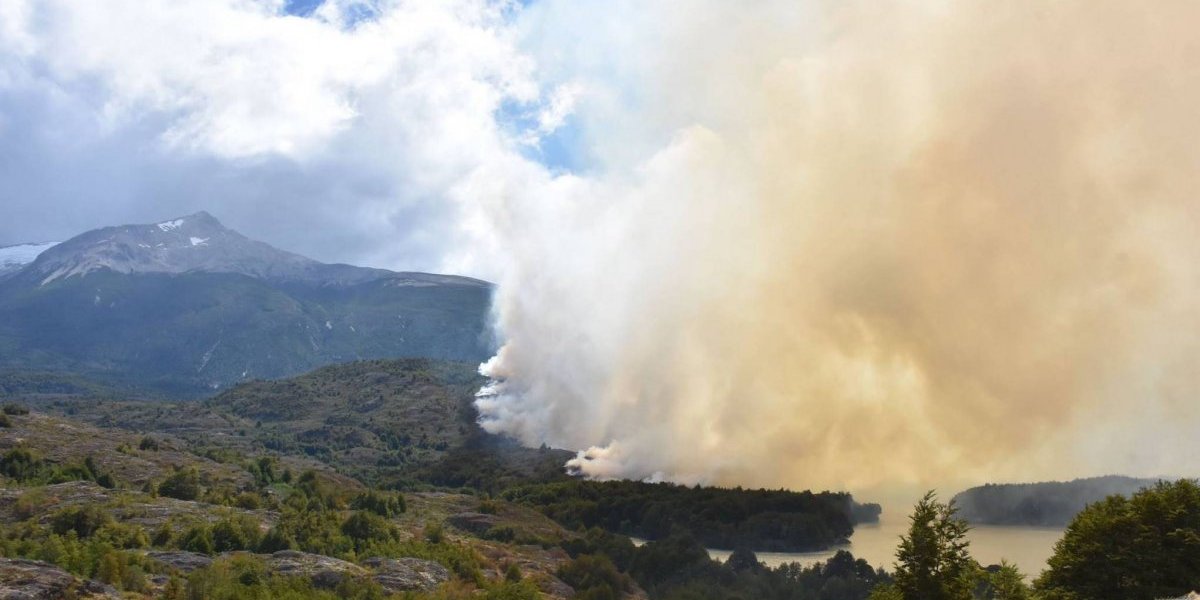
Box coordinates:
[475,0,1200,490]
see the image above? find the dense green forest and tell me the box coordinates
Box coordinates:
[503,480,877,551]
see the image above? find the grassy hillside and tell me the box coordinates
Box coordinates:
[12,359,572,492]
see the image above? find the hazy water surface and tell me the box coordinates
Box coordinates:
[640,513,1064,576]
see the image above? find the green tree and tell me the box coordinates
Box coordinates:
[983,561,1030,600]
[1035,479,1200,600]
[893,491,975,600]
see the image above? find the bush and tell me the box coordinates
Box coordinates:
[483,526,516,543]
[233,491,263,510]
[258,527,298,553]
[13,489,48,520]
[158,466,202,501]
[0,448,42,481]
[180,524,216,555]
[212,515,262,552]
[0,414,11,428]
[558,554,628,600]
[138,436,160,451]
[50,505,114,538]
[342,511,397,546]
[424,521,445,544]
[504,562,522,582]
[350,489,405,517]
[2,403,29,415]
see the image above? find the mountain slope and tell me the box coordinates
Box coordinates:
[0,213,493,394]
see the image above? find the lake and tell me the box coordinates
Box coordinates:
[640,514,1065,576]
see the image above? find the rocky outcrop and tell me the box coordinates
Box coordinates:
[0,481,275,534]
[0,558,120,599]
[264,550,366,589]
[447,511,501,535]
[361,557,450,593]
[145,551,213,573]
[535,574,575,599]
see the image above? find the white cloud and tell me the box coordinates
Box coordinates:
[0,0,561,275]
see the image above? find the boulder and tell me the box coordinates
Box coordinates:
[0,558,121,599]
[361,557,450,593]
[146,551,213,573]
[447,512,501,534]
[265,550,366,589]
[535,574,575,600]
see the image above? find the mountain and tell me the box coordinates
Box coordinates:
[0,241,58,279]
[951,475,1164,526]
[0,212,493,394]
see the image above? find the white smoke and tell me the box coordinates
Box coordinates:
[474,0,1200,490]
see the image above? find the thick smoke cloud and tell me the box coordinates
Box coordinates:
[478,0,1200,490]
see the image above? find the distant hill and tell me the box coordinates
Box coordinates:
[951,475,1164,526]
[0,212,493,394]
[17,358,573,491]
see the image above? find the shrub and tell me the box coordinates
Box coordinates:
[138,436,159,451]
[558,554,628,600]
[0,414,11,428]
[342,511,397,546]
[233,491,263,510]
[424,521,445,544]
[257,527,297,553]
[483,526,516,543]
[2,403,29,415]
[13,489,48,520]
[504,562,522,582]
[180,524,215,554]
[96,521,150,549]
[0,448,42,481]
[212,515,262,552]
[50,505,114,538]
[158,466,202,501]
[350,489,405,517]
[152,522,175,547]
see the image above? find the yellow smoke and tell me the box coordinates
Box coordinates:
[476,0,1200,491]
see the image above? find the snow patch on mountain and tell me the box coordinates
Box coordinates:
[158,219,184,231]
[0,242,59,275]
